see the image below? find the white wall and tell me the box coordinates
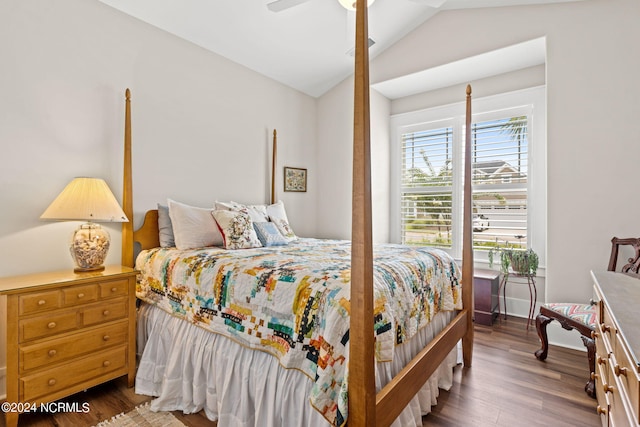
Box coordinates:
[317,0,640,307]
[316,77,391,243]
[0,0,318,397]
[0,0,318,278]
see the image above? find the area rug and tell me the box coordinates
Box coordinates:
[94,402,185,427]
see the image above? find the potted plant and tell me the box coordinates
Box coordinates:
[488,244,539,277]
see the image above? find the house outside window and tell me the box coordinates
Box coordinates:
[390,86,546,265]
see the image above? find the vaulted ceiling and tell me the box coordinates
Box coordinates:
[99,0,583,97]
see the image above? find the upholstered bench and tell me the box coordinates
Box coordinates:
[534,303,597,398]
[533,237,640,399]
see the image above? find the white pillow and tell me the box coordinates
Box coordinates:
[167,199,223,250]
[266,200,297,242]
[212,209,262,250]
[215,200,269,223]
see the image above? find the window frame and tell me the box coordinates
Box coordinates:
[390,86,546,268]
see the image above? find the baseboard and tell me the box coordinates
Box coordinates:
[502,296,586,352]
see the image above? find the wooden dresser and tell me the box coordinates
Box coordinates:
[0,266,137,427]
[592,270,640,426]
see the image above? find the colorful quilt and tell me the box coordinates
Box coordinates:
[135,238,461,426]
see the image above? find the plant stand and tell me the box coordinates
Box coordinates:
[497,272,537,330]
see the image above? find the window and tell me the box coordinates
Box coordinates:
[391,87,546,263]
[401,126,454,248]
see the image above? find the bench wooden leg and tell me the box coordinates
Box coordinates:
[534,312,552,361]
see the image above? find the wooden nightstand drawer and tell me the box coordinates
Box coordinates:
[99,278,129,299]
[19,291,61,315]
[83,298,128,326]
[62,284,98,306]
[20,321,128,373]
[21,345,127,401]
[20,311,78,342]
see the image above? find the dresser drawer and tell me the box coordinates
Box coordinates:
[613,334,640,424]
[21,345,127,401]
[608,358,638,427]
[19,321,128,373]
[62,284,98,307]
[99,278,130,299]
[20,312,78,342]
[600,304,618,353]
[19,290,61,316]
[595,358,612,426]
[83,298,128,326]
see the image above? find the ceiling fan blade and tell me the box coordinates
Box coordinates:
[409,0,447,8]
[267,0,311,12]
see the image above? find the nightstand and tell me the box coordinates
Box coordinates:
[0,266,137,427]
[474,269,501,326]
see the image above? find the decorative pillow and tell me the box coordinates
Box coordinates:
[157,204,175,248]
[215,201,269,223]
[167,199,223,250]
[253,222,288,247]
[212,209,262,250]
[266,200,297,242]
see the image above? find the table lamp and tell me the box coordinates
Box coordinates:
[40,177,129,272]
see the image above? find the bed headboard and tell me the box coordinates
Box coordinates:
[134,210,160,252]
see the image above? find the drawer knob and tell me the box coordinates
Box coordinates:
[48,349,57,357]
[597,356,607,366]
[103,335,110,341]
[103,310,110,316]
[48,379,56,386]
[591,372,599,380]
[47,322,56,329]
[603,383,615,394]
[38,300,46,306]
[111,287,117,293]
[596,405,607,415]
[591,331,599,339]
[103,360,111,367]
[601,324,611,333]
[615,365,628,377]
[77,293,85,299]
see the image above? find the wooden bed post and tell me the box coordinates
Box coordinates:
[271,129,277,205]
[461,84,474,367]
[122,88,134,268]
[349,0,375,425]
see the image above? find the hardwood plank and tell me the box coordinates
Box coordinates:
[2,317,599,427]
[424,317,599,426]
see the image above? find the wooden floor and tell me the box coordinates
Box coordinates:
[4,316,599,427]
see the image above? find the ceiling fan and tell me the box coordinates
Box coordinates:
[267,0,448,12]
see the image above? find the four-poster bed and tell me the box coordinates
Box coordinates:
[120,1,474,425]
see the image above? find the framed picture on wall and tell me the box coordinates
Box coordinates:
[284,167,307,192]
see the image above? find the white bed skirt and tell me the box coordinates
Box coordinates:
[135,302,458,427]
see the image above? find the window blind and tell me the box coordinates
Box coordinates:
[399,116,529,250]
[472,116,528,250]
[400,127,454,248]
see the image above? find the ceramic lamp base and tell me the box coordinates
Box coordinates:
[70,222,110,272]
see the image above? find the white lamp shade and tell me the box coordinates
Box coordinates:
[338,0,375,11]
[41,177,128,223]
